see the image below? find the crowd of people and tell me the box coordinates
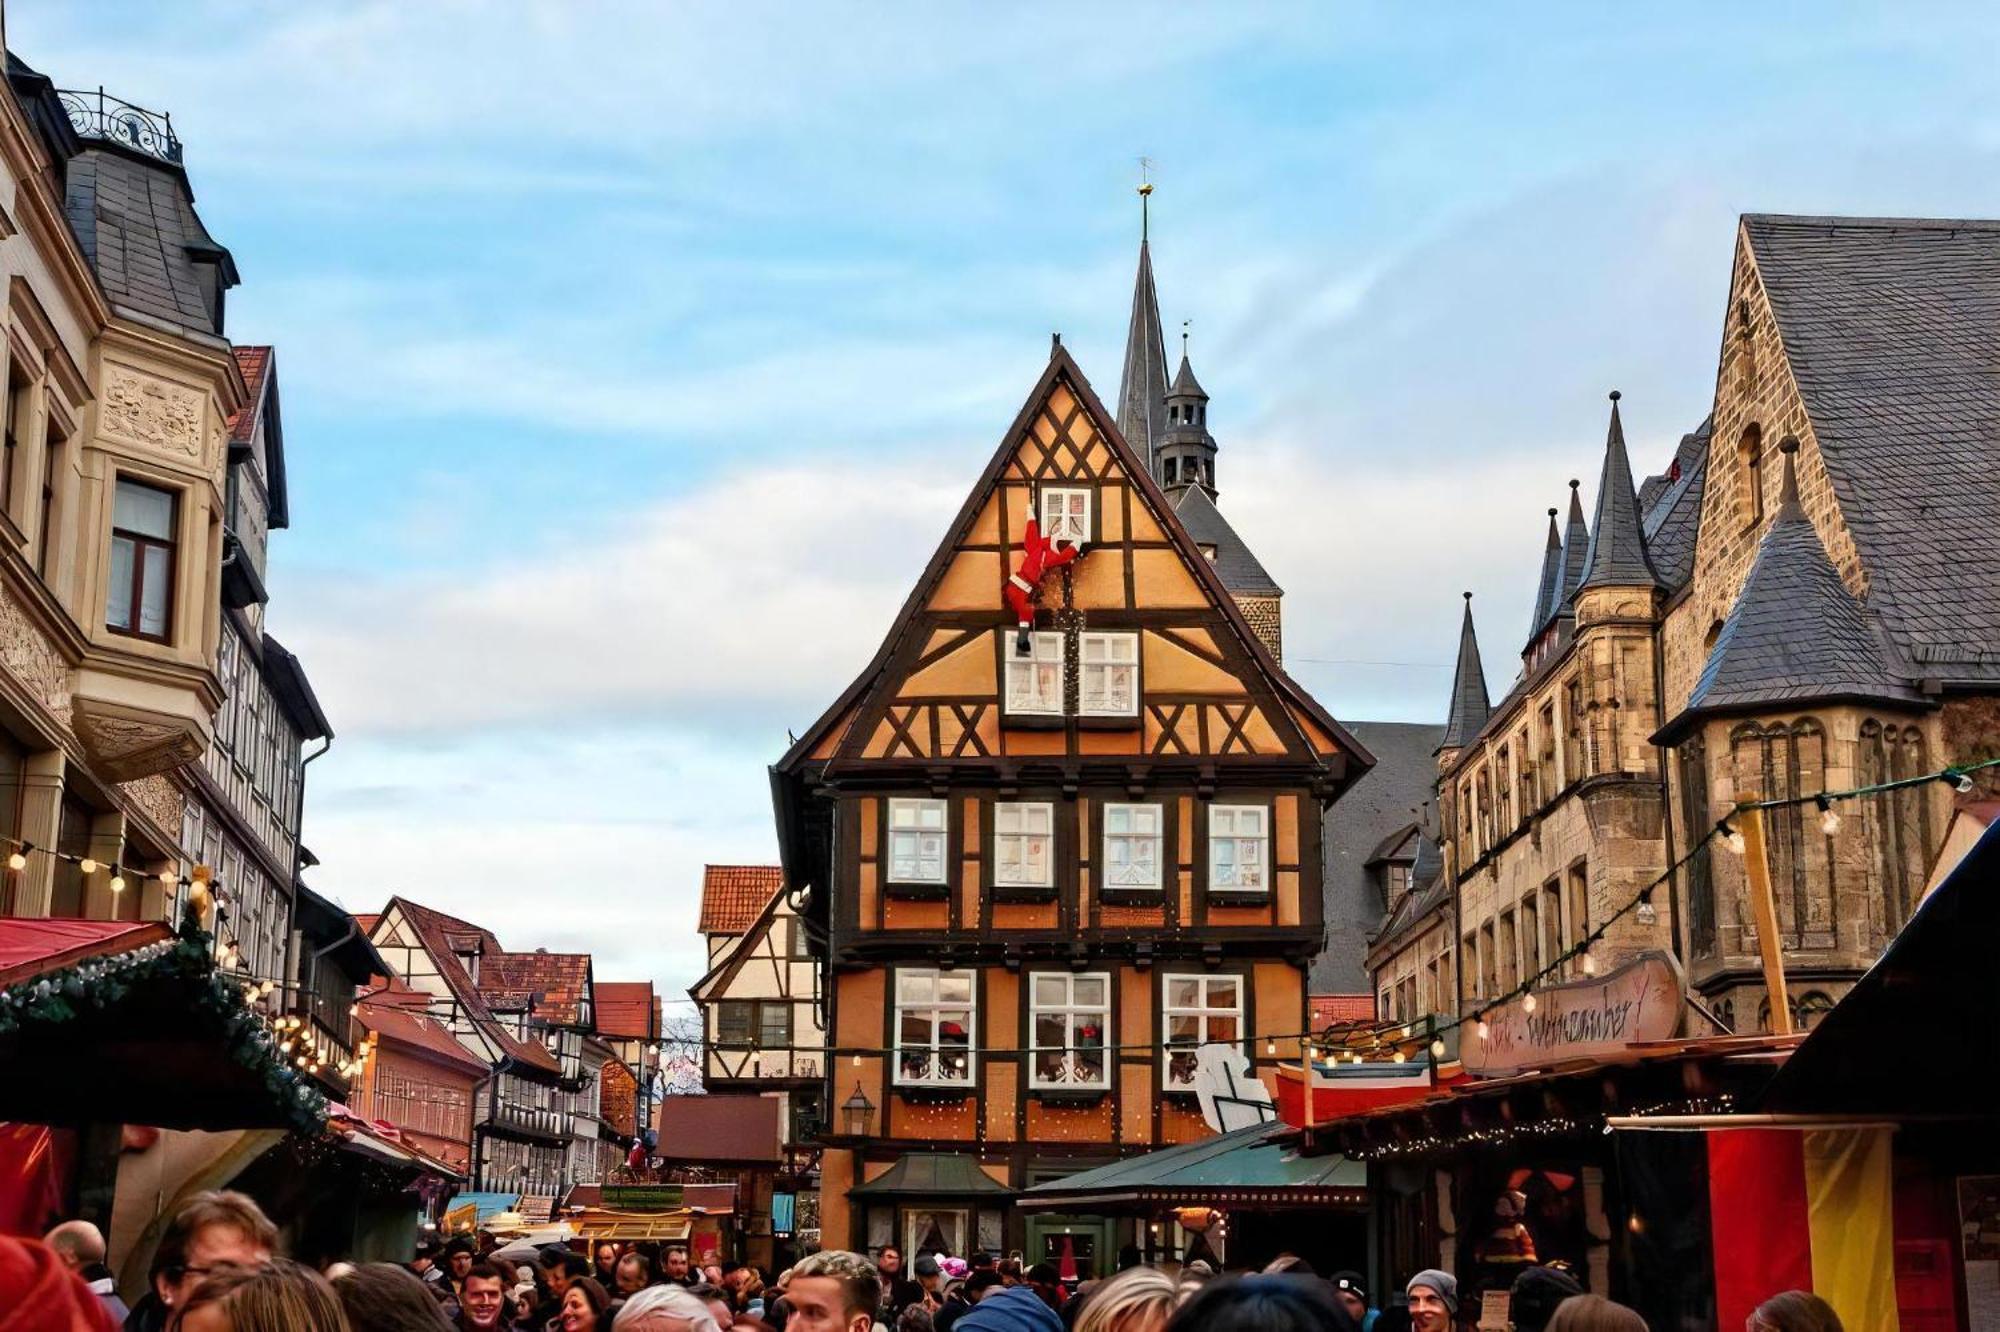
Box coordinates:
[0,1191,1850,1332]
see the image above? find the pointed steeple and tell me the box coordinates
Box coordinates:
[1558,478,1590,608]
[1580,390,1663,591]
[1115,186,1170,475]
[1661,438,1918,741]
[1440,592,1491,751]
[1159,324,1218,499]
[1527,506,1563,645]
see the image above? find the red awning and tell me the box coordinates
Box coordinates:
[0,920,172,987]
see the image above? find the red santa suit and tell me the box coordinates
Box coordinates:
[1006,509,1080,649]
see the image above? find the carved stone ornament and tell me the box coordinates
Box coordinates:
[101,365,206,463]
[120,773,185,836]
[0,583,74,726]
[71,705,203,782]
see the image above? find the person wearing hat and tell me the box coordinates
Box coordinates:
[914,1255,946,1308]
[1404,1270,1456,1332]
[1329,1271,1378,1330]
[1504,1266,1582,1332]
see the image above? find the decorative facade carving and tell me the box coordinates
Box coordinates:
[72,705,202,781]
[121,773,185,837]
[100,364,206,463]
[0,581,74,726]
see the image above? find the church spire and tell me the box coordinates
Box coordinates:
[1558,477,1590,609]
[1580,390,1663,591]
[1527,506,1563,647]
[1115,180,1170,476]
[1159,321,1217,499]
[1440,592,1491,752]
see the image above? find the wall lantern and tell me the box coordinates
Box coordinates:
[842,1082,876,1137]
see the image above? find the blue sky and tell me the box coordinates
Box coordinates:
[13,2,2000,995]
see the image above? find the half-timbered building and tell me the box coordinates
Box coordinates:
[772,314,1369,1268]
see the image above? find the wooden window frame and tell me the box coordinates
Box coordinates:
[1078,631,1140,720]
[885,797,949,889]
[992,800,1055,892]
[1037,484,1093,546]
[1206,803,1271,899]
[1101,801,1164,896]
[1001,630,1065,719]
[106,477,179,644]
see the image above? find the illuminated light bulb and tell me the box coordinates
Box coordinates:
[295,1056,308,1068]
[1391,1050,1407,1064]
[260,980,274,995]
[1636,898,1658,927]
[851,1053,860,1067]
[80,859,98,875]
[1718,822,1746,855]
[1581,953,1598,977]
[1397,1025,1410,1039]
[1476,1019,1491,1040]
[281,1041,294,1054]
[349,1003,359,1017]
[1956,773,1975,794]
[1430,1039,1446,1059]
[1816,797,1840,835]
[1265,1039,1276,1055]
[6,852,25,872]
[1522,992,1538,1014]
[110,875,126,893]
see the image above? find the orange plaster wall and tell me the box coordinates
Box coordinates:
[1208,905,1275,927]
[1099,488,1126,543]
[1143,631,1244,694]
[1079,729,1142,755]
[1071,552,1128,610]
[889,1094,976,1141]
[1277,870,1301,926]
[1275,796,1299,863]
[1003,729,1067,757]
[1130,549,1206,606]
[1026,1096,1113,1141]
[993,903,1058,930]
[884,899,949,930]
[1120,1062,1152,1143]
[985,1062,1019,1142]
[1126,501,1167,544]
[931,550,1003,610]
[1161,1100,1209,1144]
[902,634,995,696]
[1099,905,1163,927]
[1240,707,1285,753]
[858,863,879,931]
[819,1149,856,1250]
[968,496,1002,546]
[984,971,1019,1141]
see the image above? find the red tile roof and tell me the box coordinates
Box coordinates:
[379,897,560,1077]
[227,346,272,443]
[357,996,489,1076]
[1310,994,1378,1029]
[596,982,659,1040]
[654,1095,782,1165]
[354,914,380,935]
[699,866,782,935]
[480,951,593,1028]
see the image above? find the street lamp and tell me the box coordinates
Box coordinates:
[842,1082,875,1138]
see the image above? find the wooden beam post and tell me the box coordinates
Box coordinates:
[1738,805,1793,1035]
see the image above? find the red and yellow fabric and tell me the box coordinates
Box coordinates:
[1708,1126,1898,1331]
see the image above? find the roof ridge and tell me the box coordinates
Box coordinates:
[1744,212,2000,232]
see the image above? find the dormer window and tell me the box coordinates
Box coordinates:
[1039,486,1090,545]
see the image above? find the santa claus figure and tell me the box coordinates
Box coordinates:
[1005,498,1081,652]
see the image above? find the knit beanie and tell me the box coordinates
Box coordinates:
[1406,1268,1458,1314]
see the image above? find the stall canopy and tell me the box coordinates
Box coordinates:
[1763,817,2000,1117]
[571,1209,695,1241]
[848,1153,1015,1202]
[1017,1122,1365,1213]
[0,919,325,1132]
[445,1192,522,1228]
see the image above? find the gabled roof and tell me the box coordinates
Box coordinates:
[1640,417,1712,592]
[374,897,560,1077]
[1174,485,1282,597]
[1660,441,1921,741]
[595,982,660,1041]
[1116,238,1170,473]
[1743,214,2000,683]
[224,345,288,528]
[228,346,271,442]
[480,950,593,1029]
[1439,594,1490,750]
[1578,393,1663,591]
[699,865,782,935]
[774,345,1367,778]
[849,1151,1014,1199]
[357,994,489,1077]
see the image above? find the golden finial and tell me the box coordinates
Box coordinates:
[1137,156,1154,240]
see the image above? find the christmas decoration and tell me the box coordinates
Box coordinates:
[1005,499,1081,652]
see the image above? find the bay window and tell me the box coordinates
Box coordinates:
[1103,803,1162,891]
[1209,805,1269,892]
[107,478,177,641]
[1029,972,1110,1089]
[1162,974,1242,1090]
[994,801,1054,888]
[1003,631,1064,716]
[1079,633,1138,716]
[895,969,975,1086]
[887,798,948,884]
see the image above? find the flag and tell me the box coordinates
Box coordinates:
[1708,1126,1899,1331]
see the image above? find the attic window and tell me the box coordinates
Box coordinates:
[1040,486,1090,545]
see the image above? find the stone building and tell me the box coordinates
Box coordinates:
[1366,213,2000,1036]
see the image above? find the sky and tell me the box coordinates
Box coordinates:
[12,2,2000,1001]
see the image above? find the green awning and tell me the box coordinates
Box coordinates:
[1016,1123,1366,1213]
[848,1153,1015,1200]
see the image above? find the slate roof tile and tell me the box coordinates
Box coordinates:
[1173,486,1282,597]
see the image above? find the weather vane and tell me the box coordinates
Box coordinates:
[1138,156,1154,239]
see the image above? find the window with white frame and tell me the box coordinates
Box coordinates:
[887,798,948,884]
[895,969,975,1086]
[1079,633,1138,716]
[1003,631,1064,716]
[994,802,1054,888]
[1103,803,1163,890]
[1162,974,1242,1089]
[1040,487,1090,545]
[1209,805,1269,892]
[1029,972,1110,1088]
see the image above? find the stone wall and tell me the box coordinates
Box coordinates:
[1233,594,1282,664]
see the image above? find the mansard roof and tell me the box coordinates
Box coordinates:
[1439,594,1491,751]
[1659,443,1922,741]
[1578,393,1663,591]
[1744,214,2000,685]
[1174,485,1281,597]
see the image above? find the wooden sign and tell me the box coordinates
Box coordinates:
[1461,951,1684,1078]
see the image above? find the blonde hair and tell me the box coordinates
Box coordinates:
[1075,1266,1178,1332]
[171,1259,352,1332]
[1545,1294,1648,1332]
[791,1250,883,1322]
